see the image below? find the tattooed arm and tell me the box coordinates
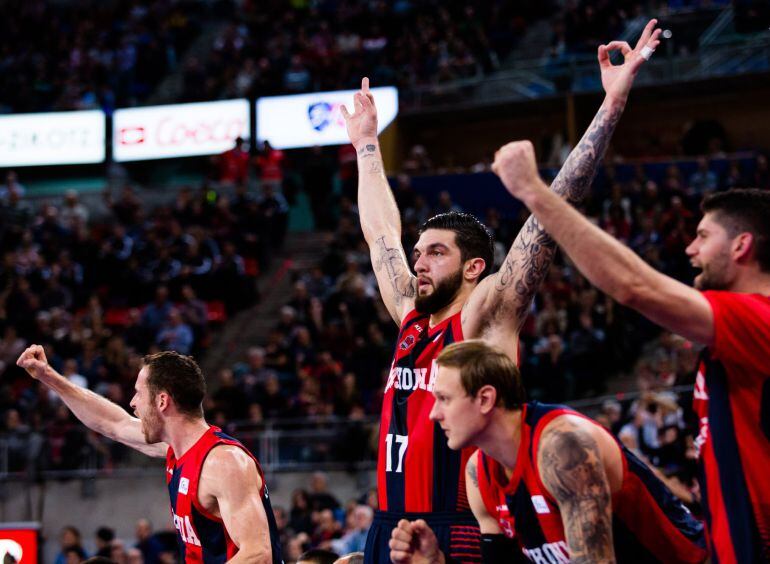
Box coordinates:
[463,20,662,341]
[537,416,615,564]
[342,78,416,324]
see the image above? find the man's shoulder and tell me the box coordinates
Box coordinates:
[702,290,770,315]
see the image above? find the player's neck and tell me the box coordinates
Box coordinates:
[428,288,470,327]
[728,269,770,296]
[165,417,211,458]
[476,409,522,472]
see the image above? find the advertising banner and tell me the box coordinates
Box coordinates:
[0,111,105,167]
[0,523,40,564]
[256,87,398,149]
[113,99,250,161]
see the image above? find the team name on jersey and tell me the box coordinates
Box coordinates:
[172,511,201,547]
[521,541,570,564]
[384,360,438,393]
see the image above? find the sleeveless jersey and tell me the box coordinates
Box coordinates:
[165,426,283,563]
[693,291,770,563]
[378,309,475,513]
[476,402,708,563]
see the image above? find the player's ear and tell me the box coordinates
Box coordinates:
[477,385,497,414]
[732,231,754,263]
[156,391,170,412]
[464,257,486,282]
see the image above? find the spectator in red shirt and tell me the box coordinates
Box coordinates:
[219,137,250,186]
[256,140,285,192]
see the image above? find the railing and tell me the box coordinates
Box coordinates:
[402,19,770,113]
[0,385,695,481]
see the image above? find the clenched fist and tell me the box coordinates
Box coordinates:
[16,344,51,380]
[491,140,547,201]
[389,519,445,564]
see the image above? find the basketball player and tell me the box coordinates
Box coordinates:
[390,341,708,563]
[16,345,283,564]
[341,19,662,563]
[491,144,770,560]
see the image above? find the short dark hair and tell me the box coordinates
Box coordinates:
[143,351,206,417]
[701,188,770,272]
[298,548,339,564]
[96,527,114,542]
[436,340,525,410]
[419,212,495,279]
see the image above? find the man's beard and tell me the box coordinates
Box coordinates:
[415,269,463,314]
[142,405,163,444]
[693,252,731,291]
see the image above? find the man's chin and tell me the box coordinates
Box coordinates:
[693,274,704,290]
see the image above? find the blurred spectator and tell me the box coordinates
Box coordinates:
[218,137,251,186]
[155,309,194,355]
[134,518,164,564]
[298,548,339,564]
[688,157,718,196]
[60,190,90,228]
[290,489,314,535]
[54,526,85,564]
[309,472,341,512]
[0,172,26,202]
[94,527,115,558]
[332,505,373,555]
[256,141,286,193]
[3,408,43,472]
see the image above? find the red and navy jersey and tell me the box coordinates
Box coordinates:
[378,309,475,513]
[165,426,283,563]
[476,402,708,563]
[693,291,770,563]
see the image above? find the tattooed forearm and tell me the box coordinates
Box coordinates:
[358,143,384,174]
[374,236,416,305]
[538,425,615,564]
[550,100,624,204]
[491,98,625,325]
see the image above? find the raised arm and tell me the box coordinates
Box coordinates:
[16,345,167,458]
[492,141,714,345]
[537,416,615,564]
[463,20,662,338]
[342,78,416,325]
[201,446,273,563]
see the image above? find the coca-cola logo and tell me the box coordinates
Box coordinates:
[119,118,246,147]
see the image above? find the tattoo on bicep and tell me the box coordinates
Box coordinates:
[375,236,416,305]
[494,215,557,319]
[539,428,614,564]
[467,458,479,488]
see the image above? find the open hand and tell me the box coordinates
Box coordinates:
[341,77,378,150]
[492,140,547,201]
[16,344,51,380]
[600,18,662,103]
